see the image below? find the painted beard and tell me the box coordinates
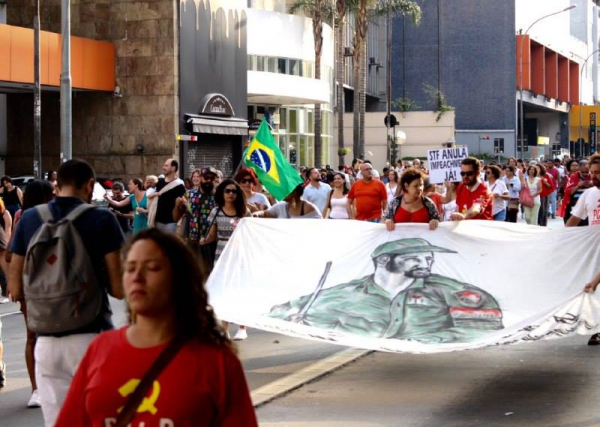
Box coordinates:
[200,182,214,193]
[404,268,431,279]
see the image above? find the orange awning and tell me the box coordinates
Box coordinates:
[0,24,114,92]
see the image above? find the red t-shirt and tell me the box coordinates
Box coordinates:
[55,328,258,427]
[540,174,556,198]
[348,179,387,220]
[455,181,493,220]
[394,206,430,223]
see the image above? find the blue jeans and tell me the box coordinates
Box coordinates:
[548,190,557,216]
[494,210,507,221]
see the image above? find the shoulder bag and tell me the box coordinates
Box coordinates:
[519,181,534,208]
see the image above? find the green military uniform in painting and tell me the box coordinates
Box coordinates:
[269,238,504,344]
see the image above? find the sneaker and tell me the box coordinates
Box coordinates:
[233,328,248,341]
[0,296,9,304]
[588,333,600,346]
[27,390,41,408]
[0,361,6,389]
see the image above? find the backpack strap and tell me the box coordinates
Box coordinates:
[64,204,96,222]
[35,205,55,223]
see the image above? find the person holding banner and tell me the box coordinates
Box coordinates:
[254,184,322,219]
[485,165,509,222]
[500,166,521,223]
[449,157,493,221]
[384,168,440,231]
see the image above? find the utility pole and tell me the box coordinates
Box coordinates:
[33,0,42,178]
[60,0,72,163]
[386,2,393,164]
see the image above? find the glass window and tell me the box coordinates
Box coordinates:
[289,135,298,166]
[290,59,299,76]
[289,109,298,133]
[248,55,256,71]
[268,57,277,73]
[308,136,314,167]
[298,60,304,77]
[299,136,307,167]
[257,56,266,72]
[298,109,306,134]
[308,110,314,134]
[279,107,287,130]
[279,134,288,157]
[278,58,287,74]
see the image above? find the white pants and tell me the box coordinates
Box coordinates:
[35,334,96,427]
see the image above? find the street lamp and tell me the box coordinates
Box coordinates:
[518,3,576,160]
[578,48,600,158]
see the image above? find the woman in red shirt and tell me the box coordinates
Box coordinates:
[55,229,257,427]
[384,168,440,231]
[537,164,555,226]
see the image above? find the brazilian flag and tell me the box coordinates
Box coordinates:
[244,120,303,201]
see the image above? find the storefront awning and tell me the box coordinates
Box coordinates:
[185,114,248,136]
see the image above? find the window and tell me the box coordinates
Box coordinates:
[289,135,298,166]
[257,56,266,72]
[279,107,287,130]
[290,59,299,76]
[308,110,314,133]
[268,57,277,73]
[278,58,287,74]
[299,135,308,166]
[279,134,288,157]
[493,138,504,154]
[289,109,298,133]
[247,55,256,71]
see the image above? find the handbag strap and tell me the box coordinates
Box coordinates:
[115,337,186,427]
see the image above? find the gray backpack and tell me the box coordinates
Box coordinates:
[23,204,102,334]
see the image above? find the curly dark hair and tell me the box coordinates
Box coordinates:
[122,228,234,351]
[214,179,247,217]
[23,179,54,210]
[399,168,425,192]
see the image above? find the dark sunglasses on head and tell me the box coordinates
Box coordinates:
[224,189,237,194]
[203,175,215,181]
[240,178,254,184]
[460,171,475,177]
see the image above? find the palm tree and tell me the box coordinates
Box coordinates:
[336,0,347,166]
[290,0,333,168]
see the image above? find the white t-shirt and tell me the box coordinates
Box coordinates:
[385,182,398,202]
[248,192,271,208]
[571,186,600,226]
[267,201,323,219]
[356,169,380,180]
[487,180,509,216]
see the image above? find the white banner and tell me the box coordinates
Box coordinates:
[207,219,600,353]
[427,146,469,184]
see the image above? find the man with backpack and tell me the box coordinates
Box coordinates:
[8,159,124,427]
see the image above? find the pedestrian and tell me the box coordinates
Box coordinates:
[4,179,54,406]
[302,167,332,216]
[501,166,522,223]
[537,164,555,226]
[381,167,390,184]
[184,177,193,190]
[348,163,388,222]
[105,181,133,235]
[54,229,258,426]
[254,184,322,219]
[200,179,251,341]
[235,168,271,211]
[385,169,400,203]
[561,159,593,225]
[423,178,443,217]
[384,168,440,231]
[521,165,542,225]
[567,154,600,345]
[356,160,381,180]
[8,159,125,427]
[546,159,560,218]
[105,179,148,235]
[0,198,12,304]
[442,182,460,222]
[450,157,493,221]
[486,165,509,221]
[47,170,58,193]
[325,172,353,219]
[148,159,186,232]
[0,175,24,218]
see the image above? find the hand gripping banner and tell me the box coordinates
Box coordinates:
[206,219,600,353]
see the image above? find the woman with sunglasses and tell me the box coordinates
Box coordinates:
[200,180,251,340]
[235,168,271,211]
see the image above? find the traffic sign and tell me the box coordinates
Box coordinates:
[384,114,397,128]
[177,135,198,141]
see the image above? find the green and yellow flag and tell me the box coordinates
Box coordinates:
[244,120,303,201]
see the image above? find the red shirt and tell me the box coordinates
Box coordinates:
[394,206,430,223]
[540,173,556,198]
[455,181,493,220]
[348,179,387,220]
[55,328,258,427]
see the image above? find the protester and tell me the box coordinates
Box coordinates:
[200,180,251,341]
[254,184,322,219]
[385,169,400,203]
[148,159,186,232]
[235,168,271,211]
[302,167,331,216]
[522,165,542,225]
[384,168,440,231]
[348,163,388,222]
[104,181,133,235]
[47,170,58,193]
[501,165,522,223]
[450,157,493,221]
[174,167,217,274]
[54,229,257,426]
[561,160,593,224]
[105,179,148,235]
[325,172,353,219]
[486,165,509,222]
[442,182,460,222]
[0,198,11,304]
[8,159,125,427]
[0,175,24,218]
[423,178,443,217]
[537,164,555,227]
[184,177,193,190]
[546,159,560,219]
[355,160,380,179]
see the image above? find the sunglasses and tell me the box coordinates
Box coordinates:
[224,188,237,195]
[203,175,215,181]
[460,171,475,177]
[240,178,254,184]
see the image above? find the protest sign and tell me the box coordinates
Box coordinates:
[207,219,600,354]
[427,146,469,183]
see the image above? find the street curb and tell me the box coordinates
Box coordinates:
[251,348,373,408]
[0,311,21,318]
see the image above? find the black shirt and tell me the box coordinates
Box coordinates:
[155,178,186,224]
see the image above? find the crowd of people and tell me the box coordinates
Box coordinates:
[0,149,598,425]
